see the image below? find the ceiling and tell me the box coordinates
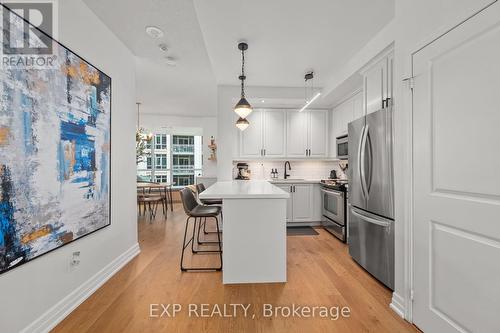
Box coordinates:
[193,0,394,87]
[83,0,218,116]
[84,0,394,116]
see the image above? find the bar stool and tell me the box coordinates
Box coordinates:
[179,188,222,271]
[196,183,223,237]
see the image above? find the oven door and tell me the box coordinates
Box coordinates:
[321,188,345,225]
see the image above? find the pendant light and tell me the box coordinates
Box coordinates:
[299,71,321,112]
[235,117,250,131]
[234,42,252,128]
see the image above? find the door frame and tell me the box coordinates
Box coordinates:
[401,0,499,323]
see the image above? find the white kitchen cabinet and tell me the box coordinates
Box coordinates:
[263,109,286,157]
[240,110,263,158]
[353,91,364,121]
[275,184,293,222]
[274,183,316,223]
[291,184,314,222]
[239,109,286,158]
[363,57,386,115]
[362,51,394,115]
[286,110,328,158]
[308,110,328,157]
[330,91,362,158]
[285,110,308,157]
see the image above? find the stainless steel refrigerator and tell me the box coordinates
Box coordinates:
[348,107,394,290]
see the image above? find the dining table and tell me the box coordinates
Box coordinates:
[137,182,174,212]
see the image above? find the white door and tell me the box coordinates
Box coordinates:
[413,3,500,332]
[363,57,386,115]
[263,109,286,158]
[275,184,293,222]
[286,110,308,157]
[308,110,328,157]
[239,110,263,158]
[291,184,314,222]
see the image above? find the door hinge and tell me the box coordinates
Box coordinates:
[410,289,414,301]
[403,76,415,90]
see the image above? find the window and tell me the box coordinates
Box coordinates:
[155,154,167,170]
[173,175,195,187]
[155,134,167,150]
[137,133,202,188]
[155,175,168,183]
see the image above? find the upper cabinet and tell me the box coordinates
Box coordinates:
[285,111,308,157]
[330,91,363,157]
[239,109,328,159]
[362,50,394,115]
[240,109,286,159]
[263,109,287,158]
[308,110,328,157]
[240,110,264,158]
[286,110,328,158]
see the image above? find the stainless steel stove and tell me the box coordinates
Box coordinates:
[320,179,348,242]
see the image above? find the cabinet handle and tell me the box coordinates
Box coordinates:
[264,149,266,156]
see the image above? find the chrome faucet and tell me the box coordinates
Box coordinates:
[284,161,291,179]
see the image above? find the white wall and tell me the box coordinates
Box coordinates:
[0,1,138,332]
[140,114,218,177]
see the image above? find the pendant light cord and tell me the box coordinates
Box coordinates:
[240,48,245,98]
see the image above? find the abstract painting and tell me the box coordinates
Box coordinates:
[0,9,111,274]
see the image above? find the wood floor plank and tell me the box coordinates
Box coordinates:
[52,205,419,333]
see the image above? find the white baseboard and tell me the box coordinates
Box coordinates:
[21,243,141,333]
[390,292,406,319]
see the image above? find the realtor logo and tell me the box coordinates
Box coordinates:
[1,0,58,68]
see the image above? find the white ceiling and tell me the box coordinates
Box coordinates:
[84,0,394,116]
[193,0,394,87]
[83,0,218,116]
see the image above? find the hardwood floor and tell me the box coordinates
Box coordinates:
[53,204,419,333]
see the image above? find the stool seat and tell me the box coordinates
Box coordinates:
[190,205,221,217]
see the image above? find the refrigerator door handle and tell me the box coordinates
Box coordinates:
[366,126,373,194]
[359,124,369,199]
[351,208,390,227]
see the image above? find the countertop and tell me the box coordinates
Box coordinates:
[268,179,322,184]
[199,180,290,199]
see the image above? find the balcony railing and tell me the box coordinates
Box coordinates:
[172,144,194,154]
[172,165,195,174]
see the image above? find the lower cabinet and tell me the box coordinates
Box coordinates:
[275,183,319,223]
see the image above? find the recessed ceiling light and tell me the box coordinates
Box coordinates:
[145,26,164,39]
[164,56,178,66]
[261,100,265,103]
[158,43,168,52]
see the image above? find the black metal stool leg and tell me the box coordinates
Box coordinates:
[180,216,222,272]
[180,216,192,271]
[198,217,220,244]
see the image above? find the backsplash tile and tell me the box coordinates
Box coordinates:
[232,160,348,180]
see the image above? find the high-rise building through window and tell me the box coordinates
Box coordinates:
[137,133,202,187]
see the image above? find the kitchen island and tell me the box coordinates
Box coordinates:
[199,180,289,284]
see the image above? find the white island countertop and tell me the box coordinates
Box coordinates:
[199,180,290,199]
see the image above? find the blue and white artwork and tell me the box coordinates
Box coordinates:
[0,23,111,274]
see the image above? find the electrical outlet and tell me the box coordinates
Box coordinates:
[70,251,81,268]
